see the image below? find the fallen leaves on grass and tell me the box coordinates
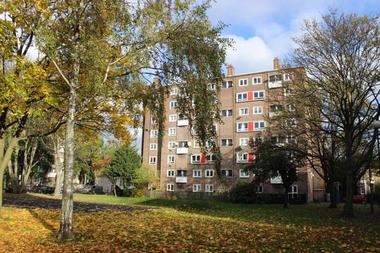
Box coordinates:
[0,207,379,253]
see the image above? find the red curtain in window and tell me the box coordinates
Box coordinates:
[248,122,254,131]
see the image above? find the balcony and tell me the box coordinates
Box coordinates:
[270,176,283,184]
[268,81,282,89]
[269,111,281,118]
[177,147,188,154]
[176,176,188,183]
[177,119,189,127]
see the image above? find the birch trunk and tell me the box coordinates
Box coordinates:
[54,136,64,196]
[58,29,80,239]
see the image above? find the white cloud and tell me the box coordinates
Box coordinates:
[225,35,275,73]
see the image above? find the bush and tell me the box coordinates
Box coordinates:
[229,183,257,203]
[229,183,307,204]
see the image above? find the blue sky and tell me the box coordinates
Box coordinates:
[206,0,380,73]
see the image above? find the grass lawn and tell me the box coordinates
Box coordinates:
[1,193,380,252]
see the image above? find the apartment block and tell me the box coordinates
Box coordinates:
[142,58,325,201]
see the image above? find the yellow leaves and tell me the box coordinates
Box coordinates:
[1,56,52,119]
[1,204,380,252]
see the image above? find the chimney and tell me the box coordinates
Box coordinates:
[273,57,280,70]
[227,64,235,76]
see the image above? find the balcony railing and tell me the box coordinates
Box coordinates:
[177,119,189,126]
[177,147,188,154]
[270,176,283,184]
[269,111,281,118]
[268,81,282,89]
[176,176,187,183]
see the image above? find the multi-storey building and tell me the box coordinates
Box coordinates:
[142,58,325,201]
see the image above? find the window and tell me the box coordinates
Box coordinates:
[168,127,176,136]
[167,170,175,177]
[237,153,248,162]
[150,129,158,138]
[221,109,233,117]
[169,100,177,110]
[221,139,233,147]
[193,184,202,192]
[170,88,178,95]
[254,121,265,130]
[283,73,292,81]
[257,183,263,193]
[239,108,249,116]
[150,143,157,150]
[240,138,249,146]
[205,184,214,192]
[286,119,297,127]
[168,142,177,149]
[270,104,283,112]
[178,140,189,148]
[253,91,265,100]
[166,184,174,192]
[269,74,282,82]
[206,154,216,163]
[236,92,248,102]
[289,184,298,194]
[237,122,248,132]
[177,170,187,177]
[284,88,292,96]
[239,79,248,86]
[193,169,202,178]
[191,154,201,164]
[287,135,296,144]
[252,76,262,84]
[208,83,217,90]
[253,106,263,114]
[239,169,249,178]
[149,156,157,164]
[287,104,295,112]
[222,81,233,88]
[205,169,214,178]
[178,114,188,121]
[169,114,177,122]
[167,155,175,164]
[221,169,233,177]
[194,141,201,148]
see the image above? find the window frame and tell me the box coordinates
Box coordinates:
[238,78,248,86]
[149,156,157,165]
[239,169,250,178]
[149,143,157,150]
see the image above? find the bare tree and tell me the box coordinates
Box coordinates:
[292,11,380,217]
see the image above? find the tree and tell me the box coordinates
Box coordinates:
[132,165,159,196]
[0,1,64,212]
[251,139,305,208]
[292,11,380,217]
[35,0,228,240]
[106,145,141,196]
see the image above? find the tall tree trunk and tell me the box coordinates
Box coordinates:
[58,84,77,241]
[328,180,338,208]
[0,137,20,210]
[8,143,20,193]
[58,43,79,240]
[21,139,38,193]
[343,169,354,217]
[283,186,289,209]
[54,136,64,196]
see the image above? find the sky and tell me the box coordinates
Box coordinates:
[206,0,380,74]
[133,0,380,151]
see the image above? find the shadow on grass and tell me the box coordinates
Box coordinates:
[137,198,380,229]
[28,208,56,235]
